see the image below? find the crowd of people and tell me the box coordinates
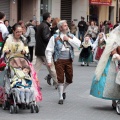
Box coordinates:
[76,16,120,113]
[76,16,120,66]
[0,11,81,105]
[1,9,120,115]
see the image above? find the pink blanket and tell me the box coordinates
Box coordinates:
[29,62,42,102]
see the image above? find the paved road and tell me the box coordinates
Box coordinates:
[0,50,120,120]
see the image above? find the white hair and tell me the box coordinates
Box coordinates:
[57,20,67,29]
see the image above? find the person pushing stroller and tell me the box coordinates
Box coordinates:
[1,23,41,113]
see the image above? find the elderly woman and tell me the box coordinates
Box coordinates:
[3,23,29,67]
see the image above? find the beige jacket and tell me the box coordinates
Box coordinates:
[3,34,29,58]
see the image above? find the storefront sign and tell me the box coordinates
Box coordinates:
[89,0,112,5]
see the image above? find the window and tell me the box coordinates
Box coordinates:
[40,0,52,22]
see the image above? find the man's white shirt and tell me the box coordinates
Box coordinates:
[45,33,81,63]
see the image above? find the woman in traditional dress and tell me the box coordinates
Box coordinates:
[92,32,106,61]
[79,36,93,66]
[90,25,120,108]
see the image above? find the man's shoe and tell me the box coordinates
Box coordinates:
[63,93,66,100]
[46,74,52,85]
[58,99,63,104]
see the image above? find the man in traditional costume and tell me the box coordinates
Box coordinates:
[45,20,81,104]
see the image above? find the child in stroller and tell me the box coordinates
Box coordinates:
[2,57,41,114]
[1,24,41,113]
[10,65,35,105]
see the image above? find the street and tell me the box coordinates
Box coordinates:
[0,50,120,120]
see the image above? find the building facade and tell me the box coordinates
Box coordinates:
[0,0,119,26]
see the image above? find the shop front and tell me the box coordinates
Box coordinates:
[89,0,116,25]
[0,0,10,20]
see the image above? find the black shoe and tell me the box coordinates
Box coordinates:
[40,87,42,90]
[46,75,52,85]
[81,64,84,66]
[63,93,66,100]
[87,64,89,66]
[58,99,63,104]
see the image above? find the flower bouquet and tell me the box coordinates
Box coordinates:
[0,58,6,71]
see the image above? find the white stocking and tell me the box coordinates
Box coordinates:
[58,84,64,100]
[63,82,69,93]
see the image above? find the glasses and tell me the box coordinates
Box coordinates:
[15,31,23,34]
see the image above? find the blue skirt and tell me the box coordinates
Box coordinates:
[90,57,120,100]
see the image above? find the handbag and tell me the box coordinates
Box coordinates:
[26,27,31,44]
[26,36,31,44]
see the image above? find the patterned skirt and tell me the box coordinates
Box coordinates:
[79,49,93,63]
[90,57,120,100]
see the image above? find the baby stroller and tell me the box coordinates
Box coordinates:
[2,56,42,114]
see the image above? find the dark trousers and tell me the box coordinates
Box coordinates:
[78,31,85,42]
[54,59,73,84]
[28,46,34,62]
[92,37,96,42]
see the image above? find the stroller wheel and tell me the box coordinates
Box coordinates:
[14,105,19,113]
[116,102,120,115]
[10,105,14,114]
[112,104,116,110]
[34,105,39,113]
[30,105,34,113]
